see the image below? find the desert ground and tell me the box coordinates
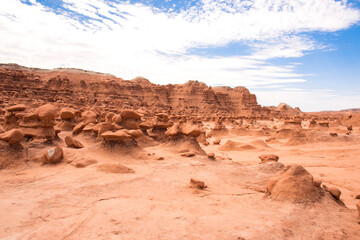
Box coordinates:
[0,65,360,240]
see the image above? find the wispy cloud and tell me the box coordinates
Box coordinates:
[1,0,359,110]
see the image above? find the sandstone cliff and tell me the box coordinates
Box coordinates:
[0,64,266,116]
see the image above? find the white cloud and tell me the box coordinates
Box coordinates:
[0,0,359,110]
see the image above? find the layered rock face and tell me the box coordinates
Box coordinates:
[0,64,265,116]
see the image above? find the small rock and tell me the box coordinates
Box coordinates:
[323,185,341,200]
[265,137,276,142]
[356,201,360,220]
[189,178,207,189]
[60,108,76,120]
[42,146,63,164]
[181,152,195,157]
[355,194,360,199]
[156,157,164,161]
[259,154,279,163]
[65,136,84,148]
[329,132,338,137]
[73,122,86,134]
[207,152,215,159]
[313,179,322,188]
[213,139,221,145]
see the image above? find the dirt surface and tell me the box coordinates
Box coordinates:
[0,65,359,239]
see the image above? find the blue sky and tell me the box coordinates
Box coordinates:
[1,0,360,111]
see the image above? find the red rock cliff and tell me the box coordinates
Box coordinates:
[0,64,266,116]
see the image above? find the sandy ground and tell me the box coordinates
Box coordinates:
[1,124,360,240]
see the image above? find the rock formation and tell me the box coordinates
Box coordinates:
[0,64,266,117]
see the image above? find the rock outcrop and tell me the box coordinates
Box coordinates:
[265,165,322,203]
[0,64,266,117]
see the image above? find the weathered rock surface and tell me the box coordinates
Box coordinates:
[0,64,266,116]
[0,129,24,144]
[65,136,84,148]
[259,154,279,163]
[42,146,63,164]
[265,165,322,203]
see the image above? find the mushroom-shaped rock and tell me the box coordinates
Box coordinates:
[42,146,63,164]
[35,104,57,126]
[65,136,84,148]
[60,108,76,120]
[82,111,97,124]
[265,165,321,203]
[5,104,26,112]
[139,121,153,130]
[97,122,114,137]
[120,109,141,120]
[0,129,24,144]
[189,178,207,189]
[83,123,95,132]
[165,123,180,136]
[259,154,279,163]
[125,129,143,138]
[105,112,115,123]
[181,123,202,137]
[101,130,132,141]
[112,114,122,124]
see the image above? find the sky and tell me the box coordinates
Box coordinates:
[0,0,359,111]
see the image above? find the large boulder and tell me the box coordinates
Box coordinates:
[34,104,57,127]
[0,129,24,144]
[265,165,322,203]
[101,130,132,141]
[120,109,141,120]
